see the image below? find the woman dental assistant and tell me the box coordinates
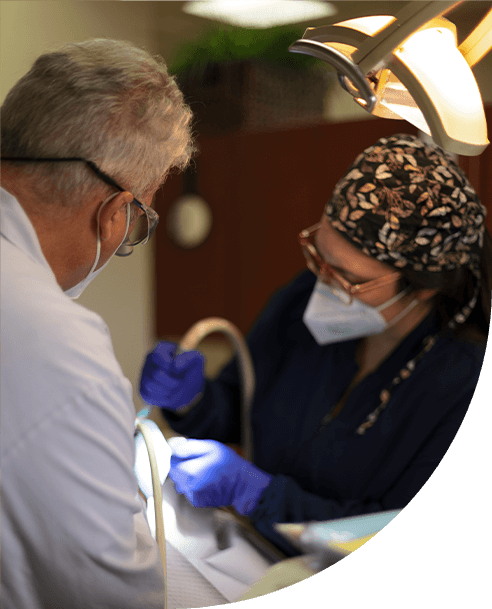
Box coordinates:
[140,134,491,555]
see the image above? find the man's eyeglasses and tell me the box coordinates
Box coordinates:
[298,223,402,304]
[1,156,159,256]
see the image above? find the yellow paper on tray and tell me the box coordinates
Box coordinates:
[325,531,378,555]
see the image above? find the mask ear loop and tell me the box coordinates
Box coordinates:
[376,285,420,328]
[88,193,129,273]
[375,284,412,312]
[121,201,131,246]
[387,297,419,328]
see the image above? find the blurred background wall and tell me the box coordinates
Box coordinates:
[2,1,491,412]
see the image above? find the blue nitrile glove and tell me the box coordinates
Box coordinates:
[168,438,273,516]
[139,341,205,411]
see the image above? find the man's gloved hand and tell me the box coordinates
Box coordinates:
[139,342,205,411]
[168,438,273,516]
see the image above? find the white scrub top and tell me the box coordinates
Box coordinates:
[0,188,165,608]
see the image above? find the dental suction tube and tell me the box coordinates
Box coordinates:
[179,317,256,462]
[135,418,168,609]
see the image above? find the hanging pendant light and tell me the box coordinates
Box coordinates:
[183,0,336,29]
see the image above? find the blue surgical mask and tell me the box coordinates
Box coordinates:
[303,278,418,345]
[64,193,130,299]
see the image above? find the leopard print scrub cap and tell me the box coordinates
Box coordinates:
[325,133,486,274]
[324,134,487,436]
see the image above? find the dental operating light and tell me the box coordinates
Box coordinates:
[289,1,492,156]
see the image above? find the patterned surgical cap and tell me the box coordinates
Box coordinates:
[325,134,486,274]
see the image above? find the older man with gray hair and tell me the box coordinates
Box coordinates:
[1,39,194,608]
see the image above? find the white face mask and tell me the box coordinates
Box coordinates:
[64,193,131,300]
[303,278,419,345]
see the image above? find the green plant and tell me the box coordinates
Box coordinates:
[171,25,318,79]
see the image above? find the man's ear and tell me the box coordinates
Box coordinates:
[98,191,134,242]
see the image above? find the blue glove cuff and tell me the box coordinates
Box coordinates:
[174,390,204,415]
[232,465,273,517]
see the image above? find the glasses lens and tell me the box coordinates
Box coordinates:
[128,203,159,246]
[127,213,149,246]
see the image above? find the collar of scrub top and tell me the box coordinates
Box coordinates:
[0,156,159,256]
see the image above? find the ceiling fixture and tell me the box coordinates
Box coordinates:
[289,1,492,156]
[183,0,336,29]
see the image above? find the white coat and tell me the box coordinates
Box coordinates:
[0,188,165,608]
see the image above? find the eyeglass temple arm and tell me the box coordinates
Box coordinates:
[1,156,126,194]
[352,272,402,294]
[83,160,125,192]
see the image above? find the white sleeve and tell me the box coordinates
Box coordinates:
[5,376,166,609]
[2,201,167,608]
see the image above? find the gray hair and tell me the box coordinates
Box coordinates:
[1,39,195,205]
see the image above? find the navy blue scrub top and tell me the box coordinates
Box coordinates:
[164,271,486,555]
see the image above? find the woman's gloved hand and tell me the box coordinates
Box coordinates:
[168,438,273,516]
[139,341,205,411]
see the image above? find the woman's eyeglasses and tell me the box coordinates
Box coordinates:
[298,223,402,304]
